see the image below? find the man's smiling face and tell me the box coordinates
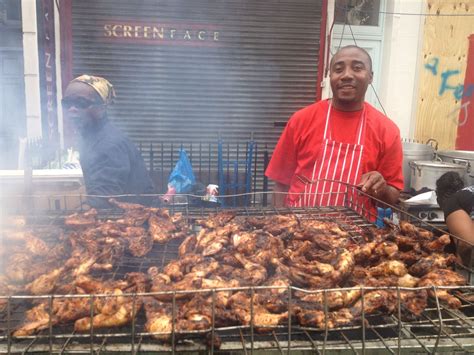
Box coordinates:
[330,46,373,111]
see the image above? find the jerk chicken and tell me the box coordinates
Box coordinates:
[5,206,467,341]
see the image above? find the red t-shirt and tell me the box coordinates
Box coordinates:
[266,99,404,202]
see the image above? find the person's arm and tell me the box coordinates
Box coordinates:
[439,188,474,245]
[265,114,299,207]
[358,171,400,205]
[445,210,474,245]
[272,182,290,207]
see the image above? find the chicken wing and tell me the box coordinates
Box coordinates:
[418,269,466,308]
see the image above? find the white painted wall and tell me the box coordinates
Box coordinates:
[379,0,425,139]
[21,0,42,139]
[322,0,425,139]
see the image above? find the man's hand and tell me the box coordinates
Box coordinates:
[358,171,400,205]
[358,171,386,196]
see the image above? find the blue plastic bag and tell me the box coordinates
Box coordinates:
[168,149,196,194]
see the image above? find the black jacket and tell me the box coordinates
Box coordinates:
[79,119,154,208]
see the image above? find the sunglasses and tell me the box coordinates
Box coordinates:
[61,97,103,110]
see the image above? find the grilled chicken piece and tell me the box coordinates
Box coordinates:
[285,253,335,277]
[418,269,466,308]
[196,211,236,229]
[13,303,53,336]
[124,226,153,257]
[422,234,451,253]
[108,198,144,210]
[371,241,399,261]
[369,260,408,277]
[272,258,334,289]
[409,253,458,277]
[13,292,91,337]
[398,273,420,287]
[296,308,354,329]
[232,230,269,255]
[194,226,234,256]
[264,215,300,236]
[116,209,151,226]
[148,213,189,243]
[331,249,355,283]
[163,254,205,281]
[393,235,421,252]
[392,251,423,266]
[297,289,398,329]
[25,267,65,295]
[64,209,98,228]
[53,296,90,323]
[201,275,241,290]
[179,294,239,329]
[16,273,146,336]
[179,235,197,256]
[149,267,205,301]
[74,273,147,332]
[253,276,291,313]
[300,219,349,238]
[74,275,126,294]
[399,221,433,239]
[352,242,377,265]
[24,236,50,257]
[144,297,174,340]
[148,214,176,243]
[228,292,288,330]
[232,230,285,266]
[74,289,137,331]
[295,289,361,310]
[400,290,428,316]
[5,253,33,283]
[233,253,267,285]
[296,230,350,251]
[351,290,396,316]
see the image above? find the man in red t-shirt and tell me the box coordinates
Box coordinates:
[265,45,403,212]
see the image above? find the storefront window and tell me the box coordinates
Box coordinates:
[0,0,21,24]
[334,0,380,26]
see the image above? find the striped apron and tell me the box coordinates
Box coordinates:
[296,102,367,208]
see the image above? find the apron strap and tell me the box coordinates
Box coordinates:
[325,101,366,142]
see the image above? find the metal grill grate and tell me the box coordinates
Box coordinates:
[1,187,474,353]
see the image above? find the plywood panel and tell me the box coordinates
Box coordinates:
[415,0,473,149]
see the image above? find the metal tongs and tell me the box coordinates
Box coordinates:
[295,174,363,191]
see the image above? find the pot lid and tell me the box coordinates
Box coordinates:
[411,160,467,169]
[437,150,474,160]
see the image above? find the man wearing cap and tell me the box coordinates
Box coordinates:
[62,75,154,208]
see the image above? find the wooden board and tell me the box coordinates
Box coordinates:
[414,0,474,149]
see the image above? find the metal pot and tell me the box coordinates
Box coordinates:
[402,140,436,191]
[409,160,468,192]
[436,149,474,185]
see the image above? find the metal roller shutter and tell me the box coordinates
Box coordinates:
[70,0,323,148]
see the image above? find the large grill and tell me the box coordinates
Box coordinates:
[1,187,474,354]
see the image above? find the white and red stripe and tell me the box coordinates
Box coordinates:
[297,102,366,208]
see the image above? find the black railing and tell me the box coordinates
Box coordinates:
[140,141,270,207]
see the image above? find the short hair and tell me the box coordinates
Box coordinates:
[330,45,373,72]
[436,171,465,204]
